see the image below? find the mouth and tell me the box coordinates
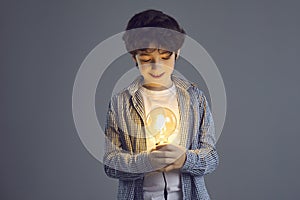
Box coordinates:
[149,72,165,78]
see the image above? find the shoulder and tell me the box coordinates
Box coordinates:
[189,83,204,96]
[109,89,131,111]
[109,79,143,114]
[109,76,142,106]
[182,78,208,106]
[172,74,204,95]
[184,79,205,100]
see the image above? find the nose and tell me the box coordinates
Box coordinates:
[150,56,162,69]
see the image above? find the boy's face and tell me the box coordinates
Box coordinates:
[134,45,178,91]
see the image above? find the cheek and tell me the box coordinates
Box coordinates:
[138,65,149,75]
[165,61,175,72]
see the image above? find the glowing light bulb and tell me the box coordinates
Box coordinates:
[146,107,177,145]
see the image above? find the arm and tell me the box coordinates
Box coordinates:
[103,99,153,181]
[180,91,219,176]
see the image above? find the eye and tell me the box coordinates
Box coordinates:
[140,59,151,62]
[160,51,173,60]
[161,56,171,60]
[161,54,172,60]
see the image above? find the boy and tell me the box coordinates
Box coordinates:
[103,9,219,200]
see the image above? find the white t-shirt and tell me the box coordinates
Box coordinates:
[141,83,183,200]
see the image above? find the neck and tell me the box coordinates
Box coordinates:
[142,82,173,91]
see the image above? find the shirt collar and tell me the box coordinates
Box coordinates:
[127,74,194,96]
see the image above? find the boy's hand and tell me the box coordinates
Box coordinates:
[159,153,186,172]
[148,143,187,172]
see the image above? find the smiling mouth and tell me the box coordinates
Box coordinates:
[149,72,165,78]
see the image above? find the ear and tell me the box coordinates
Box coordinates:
[132,55,137,62]
[132,55,138,67]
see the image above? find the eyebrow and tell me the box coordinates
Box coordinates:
[137,49,172,56]
[138,53,151,56]
[158,49,172,54]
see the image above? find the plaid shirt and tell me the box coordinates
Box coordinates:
[103,74,219,200]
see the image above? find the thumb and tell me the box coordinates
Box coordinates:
[163,164,175,172]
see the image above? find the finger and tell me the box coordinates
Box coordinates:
[150,151,166,158]
[154,157,175,166]
[149,146,157,152]
[157,144,180,151]
[164,158,176,165]
[163,164,175,172]
[154,143,169,150]
[151,150,178,159]
[156,168,165,172]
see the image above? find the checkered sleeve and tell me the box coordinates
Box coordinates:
[180,90,219,176]
[103,98,153,180]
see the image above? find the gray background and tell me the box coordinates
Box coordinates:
[1,0,299,199]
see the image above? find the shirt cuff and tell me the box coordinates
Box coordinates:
[180,150,196,172]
